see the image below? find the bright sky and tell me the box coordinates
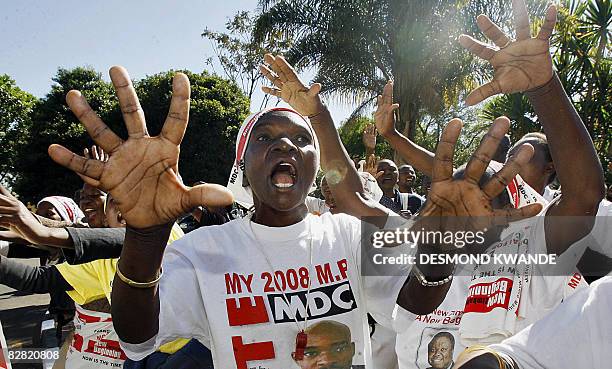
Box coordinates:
[0,0,355,124]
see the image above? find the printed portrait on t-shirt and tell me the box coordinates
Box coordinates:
[292,320,363,369]
[416,328,459,369]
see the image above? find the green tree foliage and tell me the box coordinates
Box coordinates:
[202,11,291,107]
[252,0,544,140]
[13,68,118,202]
[0,75,37,185]
[337,116,393,160]
[11,68,249,203]
[134,71,250,187]
[482,0,611,180]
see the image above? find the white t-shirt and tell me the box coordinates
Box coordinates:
[394,207,588,369]
[490,275,612,369]
[589,200,612,258]
[0,320,11,369]
[305,196,330,215]
[120,213,408,369]
[542,186,561,203]
[66,305,126,369]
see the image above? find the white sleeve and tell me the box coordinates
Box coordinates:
[490,277,612,369]
[119,244,211,360]
[588,200,612,258]
[355,215,416,330]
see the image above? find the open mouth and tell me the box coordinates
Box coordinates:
[84,208,97,217]
[270,161,297,189]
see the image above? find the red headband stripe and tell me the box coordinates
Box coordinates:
[234,107,312,164]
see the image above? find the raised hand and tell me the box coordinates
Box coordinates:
[418,116,542,236]
[48,67,233,229]
[364,154,383,180]
[362,124,377,152]
[459,0,557,105]
[84,145,109,163]
[260,54,324,117]
[0,186,49,245]
[374,81,400,137]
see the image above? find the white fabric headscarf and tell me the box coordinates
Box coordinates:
[489,161,548,208]
[227,107,319,209]
[37,196,85,223]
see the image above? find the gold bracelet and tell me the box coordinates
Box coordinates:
[115,263,162,289]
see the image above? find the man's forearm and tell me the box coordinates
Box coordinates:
[111,223,172,344]
[383,131,435,176]
[526,74,605,207]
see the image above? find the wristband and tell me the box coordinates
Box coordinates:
[411,264,454,287]
[115,263,162,289]
[307,105,328,120]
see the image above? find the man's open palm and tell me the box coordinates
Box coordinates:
[459,0,557,105]
[48,66,233,229]
[419,116,542,237]
[260,54,323,117]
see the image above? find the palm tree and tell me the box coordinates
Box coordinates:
[253,0,492,140]
[483,0,611,180]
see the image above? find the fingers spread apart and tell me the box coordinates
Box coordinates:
[66,90,123,153]
[161,73,191,145]
[512,0,531,40]
[48,144,104,187]
[476,14,511,48]
[537,5,557,41]
[459,35,497,61]
[482,143,534,199]
[109,66,148,138]
[432,118,463,182]
[464,116,510,183]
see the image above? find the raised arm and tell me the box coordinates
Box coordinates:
[260,54,390,221]
[0,186,72,248]
[459,0,605,254]
[396,117,541,314]
[374,81,435,176]
[47,66,233,344]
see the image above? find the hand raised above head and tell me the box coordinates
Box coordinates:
[260,54,324,117]
[459,0,557,105]
[362,124,377,151]
[48,66,233,229]
[419,116,542,238]
[374,81,400,137]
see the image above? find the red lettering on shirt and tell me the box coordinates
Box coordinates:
[226,296,270,326]
[231,336,275,369]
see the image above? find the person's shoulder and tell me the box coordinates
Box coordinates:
[182,218,245,240]
[318,212,360,227]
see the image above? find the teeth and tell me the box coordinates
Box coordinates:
[274,183,293,188]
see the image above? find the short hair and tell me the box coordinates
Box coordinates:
[453,164,511,207]
[428,332,455,351]
[511,132,555,184]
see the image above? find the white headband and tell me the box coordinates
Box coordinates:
[227,107,319,209]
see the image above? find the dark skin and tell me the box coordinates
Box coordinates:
[378,0,604,257]
[261,55,539,316]
[79,183,107,227]
[245,113,319,226]
[507,137,554,195]
[376,159,399,197]
[398,165,416,193]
